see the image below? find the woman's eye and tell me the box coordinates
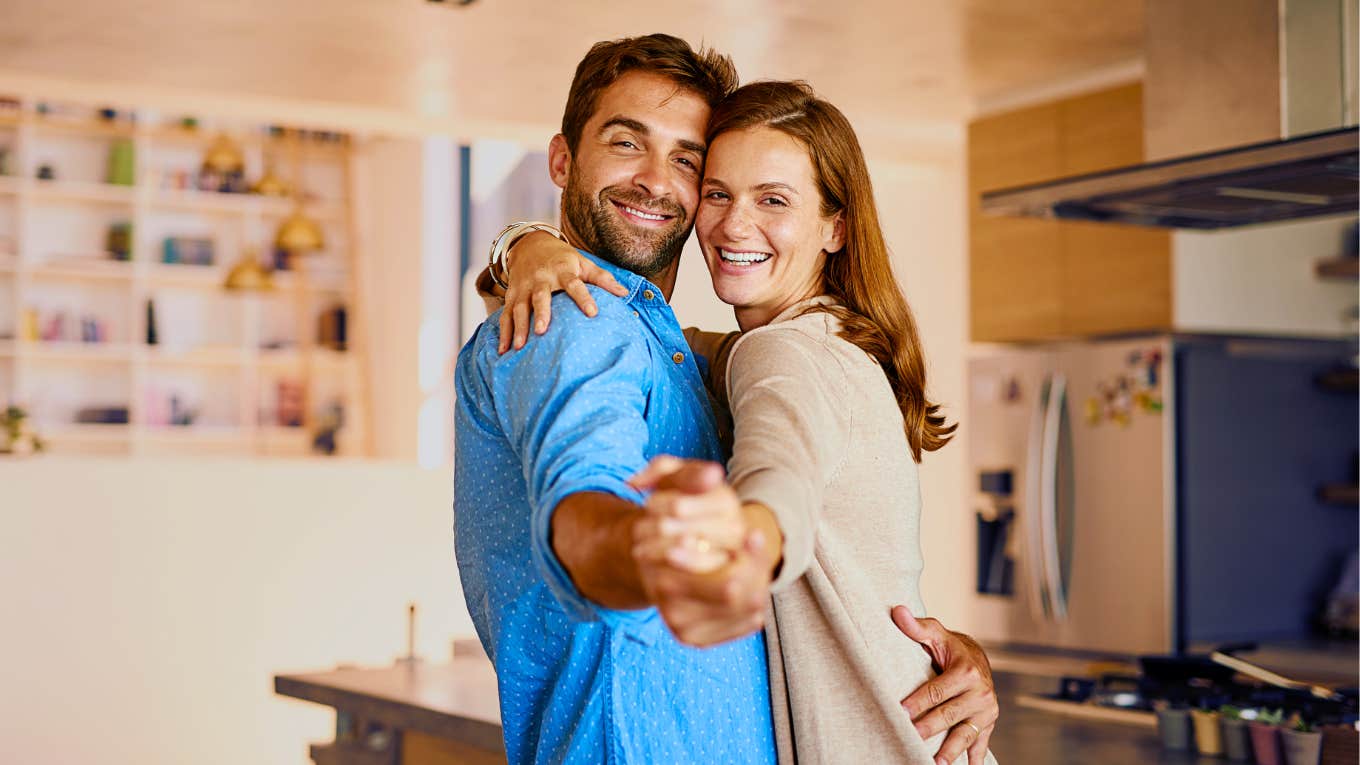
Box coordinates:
[762,196,788,207]
[704,190,729,201]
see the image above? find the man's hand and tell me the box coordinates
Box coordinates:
[635,530,774,647]
[894,606,998,765]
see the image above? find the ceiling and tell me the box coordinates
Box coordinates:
[0,0,1144,137]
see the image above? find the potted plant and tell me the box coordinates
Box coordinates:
[1156,701,1193,751]
[1251,708,1286,765]
[1192,706,1225,757]
[0,406,45,456]
[1281,714,1321,765]
[1219,706,1255,761]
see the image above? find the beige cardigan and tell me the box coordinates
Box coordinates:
[692,297,996,765]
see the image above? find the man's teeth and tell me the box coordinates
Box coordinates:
[622,205,668,221]
[720,249,772,264]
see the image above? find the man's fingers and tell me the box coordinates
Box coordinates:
[562,278,597,318]
[902,668,971,721]
[911,697,967,742]
[664,541,729,574]
[930,721,978,765]
[967,726,994,765]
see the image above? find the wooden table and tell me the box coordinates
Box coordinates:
[275,656,505,765]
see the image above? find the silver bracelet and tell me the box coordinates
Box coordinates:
[488,222,567,290]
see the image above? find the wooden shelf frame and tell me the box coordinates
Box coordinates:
[0,96,370,458]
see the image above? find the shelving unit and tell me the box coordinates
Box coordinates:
[0,98,369,458]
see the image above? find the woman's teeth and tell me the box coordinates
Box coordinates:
[719,249,772,264]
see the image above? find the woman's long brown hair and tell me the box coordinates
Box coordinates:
[706,80,956,461]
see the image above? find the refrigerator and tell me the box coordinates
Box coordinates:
[968,334,1357,656]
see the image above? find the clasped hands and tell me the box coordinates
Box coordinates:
[627,455,776,648]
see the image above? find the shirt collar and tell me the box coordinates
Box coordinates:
[578,249,664,303]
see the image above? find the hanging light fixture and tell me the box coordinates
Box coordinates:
[275,206,325,255]
[222,247,275,291]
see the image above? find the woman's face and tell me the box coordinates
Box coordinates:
[696,126,843,329]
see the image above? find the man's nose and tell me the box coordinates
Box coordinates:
[632,151,674,201]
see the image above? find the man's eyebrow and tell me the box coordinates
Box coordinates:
[599,116,705,155]
[599,116,649,136]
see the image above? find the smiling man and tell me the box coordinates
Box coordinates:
[454,35,776,765]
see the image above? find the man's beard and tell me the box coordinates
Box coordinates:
[561,173,689,279]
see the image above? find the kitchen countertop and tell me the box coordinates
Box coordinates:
[991,672,1229,765]
[278,657,1232,764]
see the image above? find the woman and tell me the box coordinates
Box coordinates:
[493,80,996,765]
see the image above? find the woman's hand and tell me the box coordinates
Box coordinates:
[629,456,746,573]
[498,231,629,354]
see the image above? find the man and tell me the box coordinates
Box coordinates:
[455,34,996,765]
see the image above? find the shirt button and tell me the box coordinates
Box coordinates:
[632,310,639,317]
[642,289,655,300]
[672,352,685,364]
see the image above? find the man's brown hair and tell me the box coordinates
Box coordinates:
[560,34,737,154]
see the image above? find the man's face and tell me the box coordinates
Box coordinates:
[551,71,710,278]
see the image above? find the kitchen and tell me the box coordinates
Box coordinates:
[0,2,1355,764]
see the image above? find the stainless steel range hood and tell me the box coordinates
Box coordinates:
[982,127,1358,229]
[982,0,1359,230]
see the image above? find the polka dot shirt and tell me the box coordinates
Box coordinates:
[453,251,777,765]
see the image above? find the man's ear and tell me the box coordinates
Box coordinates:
[548,134,571,190]
[823,213,846,254]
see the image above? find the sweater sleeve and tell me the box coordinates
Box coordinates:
[725,323,851,592]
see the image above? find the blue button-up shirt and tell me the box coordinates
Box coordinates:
[453,251,776,765]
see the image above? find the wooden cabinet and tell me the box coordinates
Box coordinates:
[969,83,1172,342]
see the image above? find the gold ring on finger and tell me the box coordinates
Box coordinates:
[963,720,981,740]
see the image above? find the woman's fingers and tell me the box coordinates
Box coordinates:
[497,292,515,355]
[582,260,629,297]
[562,278,598,319]
[510,300,531,351]
[531,282,553,335]
[628,455,686,491]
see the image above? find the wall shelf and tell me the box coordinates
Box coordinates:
[2,95,370,458]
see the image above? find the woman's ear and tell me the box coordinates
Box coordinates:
[548,134,571,190]
[823,213,846,254]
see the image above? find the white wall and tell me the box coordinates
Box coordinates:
[1174,215,1358,338]
[0,457,471,765]
[869,147,975,632]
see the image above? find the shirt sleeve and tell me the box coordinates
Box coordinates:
[485,289,653,623]
[725,325,851,592]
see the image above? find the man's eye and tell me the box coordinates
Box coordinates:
[676,157,697,169]
[615,141,638,149]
